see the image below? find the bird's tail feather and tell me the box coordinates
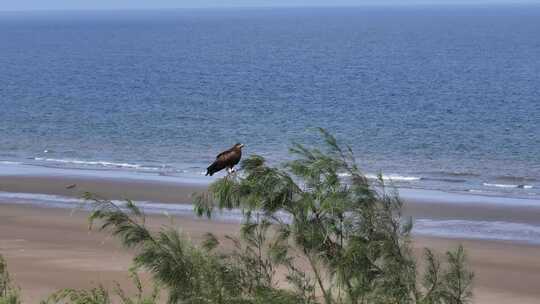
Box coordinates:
[206,162,218,176]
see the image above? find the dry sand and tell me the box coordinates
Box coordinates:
[1,203,540,303]
[0,203,240,303]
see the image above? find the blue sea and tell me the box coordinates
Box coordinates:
[1,5,539,199]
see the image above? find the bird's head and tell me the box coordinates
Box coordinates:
[234,143,245,149]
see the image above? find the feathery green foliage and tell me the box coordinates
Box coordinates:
[85,193,304,304]
[43,285,112,304]
[194,128,474,304]
[41,269,160,304]
[86,195,242,304]
[442,245,474,304]
[0,255,21,304]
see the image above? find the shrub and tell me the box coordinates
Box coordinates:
[193,128,474,304]
[86,128,473,304]
[41,269,160,304]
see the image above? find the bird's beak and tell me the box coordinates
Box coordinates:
[239,144,245,148]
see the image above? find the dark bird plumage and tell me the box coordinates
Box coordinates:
[206,143,244,176]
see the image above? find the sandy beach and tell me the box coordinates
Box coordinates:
[1,168,540,303]
[0,202,241,303]
[2,201,540,303]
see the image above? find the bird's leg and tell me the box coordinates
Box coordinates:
[226,167,232,175]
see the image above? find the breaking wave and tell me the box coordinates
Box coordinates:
[337,172,421,182]
[368,174,421,182]
[33,158,157,170]
[483,183,533,189]
[0,161,22,165]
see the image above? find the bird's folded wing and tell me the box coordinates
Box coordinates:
[216,149,232,159]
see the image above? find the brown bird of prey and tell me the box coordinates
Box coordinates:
[205,143,244,176]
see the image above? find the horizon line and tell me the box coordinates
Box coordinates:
[1,2,539,13]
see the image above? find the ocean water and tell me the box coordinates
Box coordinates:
[0,6,539,198]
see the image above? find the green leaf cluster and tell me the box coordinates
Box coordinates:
[194,128,474,304]
[85,194,302,304]
[41,269,160,304]
[0,255,21,304]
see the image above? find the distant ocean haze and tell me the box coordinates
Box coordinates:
[0,6,538,198]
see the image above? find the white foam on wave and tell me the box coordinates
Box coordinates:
[414,219,540,244]
[366,174,421,182]
[33,158,157,170]
[483,183,533,189]
[467,189,484,193]
[337,172,421,182]
[0,161,22,165]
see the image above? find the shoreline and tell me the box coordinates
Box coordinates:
[2,165,540,244]
[1,161,538,201]
[2,168,540,222]
[1,162,539,205]
[1,202,540,304]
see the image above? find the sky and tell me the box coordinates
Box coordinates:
[0,0,538,11]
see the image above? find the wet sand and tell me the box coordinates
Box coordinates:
[0,174,207,205]
[2,202,540,303]
[2,173,540,225]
